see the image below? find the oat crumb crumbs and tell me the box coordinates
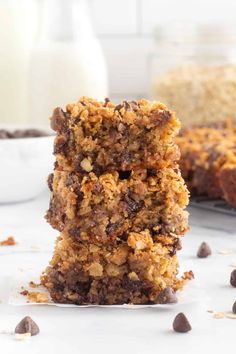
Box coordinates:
[213,312,225,319]
[0,236,17,246]
[218,249,232,255]
[20,290,29,296]
[226,313,236,319]
[27,292,49,303]
[15,333,31,340]
[29,281,39,288]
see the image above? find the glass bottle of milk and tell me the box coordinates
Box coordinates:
[0,0,37,124]
[29,0,108,126]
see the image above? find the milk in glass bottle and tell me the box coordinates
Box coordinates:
[29,0,108,126]
[0,0,37,123]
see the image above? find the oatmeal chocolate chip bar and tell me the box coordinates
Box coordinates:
[177,119,236,207]
[42,97,190,305]
[46,168,188,244]
[41,232,191,305]
[51,97,180,173]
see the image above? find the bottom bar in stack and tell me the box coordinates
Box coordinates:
[41,232,192,305]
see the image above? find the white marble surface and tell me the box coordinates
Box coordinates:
[0,192,236,354]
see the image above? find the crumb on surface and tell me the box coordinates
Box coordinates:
[26,292,49,303]
[213,312,225,319]
[0,236,17,246]
[15,333,31,340]
[29,281,39,289]
[20,290,29,296]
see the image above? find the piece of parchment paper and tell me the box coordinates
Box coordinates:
[9,261,206,309]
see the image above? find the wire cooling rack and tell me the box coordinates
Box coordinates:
[190,196,236,217]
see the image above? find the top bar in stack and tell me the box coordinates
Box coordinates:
[51,97,180,174]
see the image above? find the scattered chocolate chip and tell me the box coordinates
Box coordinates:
[157,287,178,304]
[173,313,192,333]
[230,269,236,287]
[232,301,236,314]
[20,290,29,296]
[197,242,212,258]
[50,107,66,132]
[15,316,40,336]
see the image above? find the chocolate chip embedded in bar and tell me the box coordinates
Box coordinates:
[51,97,180,173]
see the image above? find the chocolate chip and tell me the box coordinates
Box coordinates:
[197,242,212,258]
[0,129,12,139]
[232,301,236,314]
[65,175,74,187]
[69,227,81,240]
[125,194,144,214]
[14,129,48,138]
[54,135,67,154]
[106,222,118,235]
[130,101,139,111]
[151,110,171,126]
[157,287,178,304]
[0,128,48,139]
[15,316,40,336]
[118,171,132,180]
[123,101,132,111]
[51,107,66,132]
[114,104,123,111]
[47,173,54,191]
[104,97,110,106]
[173,313,192,333]
[147,169,157,177]
[230,269,236,287]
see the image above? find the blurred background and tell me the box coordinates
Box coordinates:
[1,0,236,127]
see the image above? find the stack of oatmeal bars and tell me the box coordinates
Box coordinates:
[41,97,190,305]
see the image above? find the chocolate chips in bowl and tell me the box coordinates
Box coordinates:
[0,128,50,139]
[0,127,54,203]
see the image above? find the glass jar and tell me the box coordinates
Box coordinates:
[150,23,236,126]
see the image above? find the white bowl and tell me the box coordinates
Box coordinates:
[0,135,54,203]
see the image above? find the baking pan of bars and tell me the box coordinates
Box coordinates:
[190,196,236,216]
